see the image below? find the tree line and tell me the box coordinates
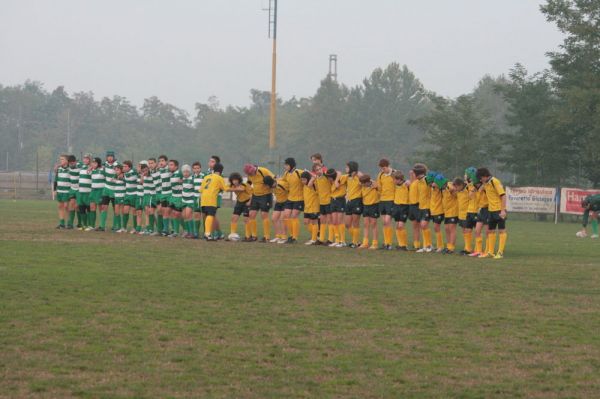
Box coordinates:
[0,0,597,187]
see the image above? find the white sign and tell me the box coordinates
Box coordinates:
[506,186,557,214]
[559,187,600,215]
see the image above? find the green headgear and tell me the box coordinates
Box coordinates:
[425,171,437,185]
[434,174,448,189]
[106,150,115,157]
[465,167,478,184]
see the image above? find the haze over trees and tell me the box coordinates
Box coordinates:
[0,0,598,187]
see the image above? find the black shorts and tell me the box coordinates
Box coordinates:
[445,216,458,224]
[417,209,431,222]
[408,204,420,221]
[363,204,380,219]
[201,206,217,216]
[331,196,346,213]
[233,200,250,217]
[392,204,409,222]
[250,194,273,212]
[432,214,444,225]
[319,204,331,215]
[274,202,286,212]
[459,212,478,229]
[304,212,319,220]
[345,198,363,216]
[487,210,506,230]
[477,207,490,225]
[160,199,169,207]
[284,200,304,211]
[379,201,394,216]
[100,196,115,206]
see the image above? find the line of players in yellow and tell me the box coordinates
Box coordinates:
[203,154,508,259]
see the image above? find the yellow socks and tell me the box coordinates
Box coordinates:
[262,219,271,239]
[311,224,318,241]
[396,229,403,246]
[205,215,214,236]
[338,224,346,243]
[319,224,327,242]
[352,228,360,244]
[436,231,443,249]
[250,219,258,237]
[284,219,291,236]
[475,236,483,253]
[487,232,496,254]
[292,219,299,239]
[383,227,393,246]
[464,232,473,252]
[423,229,432,247]
[328,224,336,242]
[447,243,455,251]
[413,240,421,249]
[230,222,238,235]
[370,239,379,249]
[498,231,507,253]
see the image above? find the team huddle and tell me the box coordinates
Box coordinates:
[54,151,510,259]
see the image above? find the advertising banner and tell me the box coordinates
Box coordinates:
[559,188,600,215]
[506,186,556,214]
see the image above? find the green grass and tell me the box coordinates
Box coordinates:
[1,200,599,398]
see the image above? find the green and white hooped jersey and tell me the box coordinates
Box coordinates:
[143,174,156,195]
[103,161,120,192]
[136,177,144,198]
[182,176,195,203]
[78,166,92,194]
[91,168,105,189]
[69,162,82,191]
[124,170,138,196]
[160,167,172,195]
[113,178,126,199]
[56,166,71,194]
[151,169,162,195]
[170,170,183,198]
[193,172,205,199]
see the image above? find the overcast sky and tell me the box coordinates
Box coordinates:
[1,0,564,113]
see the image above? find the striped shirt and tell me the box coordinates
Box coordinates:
[182,176,195,203]
[69,162,82,191]
[91,168,105,189]
[143,174,156,195]
[113,178,126,199]
[151,169,162,195]
[136,177,144,198]
[170,170,183,198]
[193,172,205,199]
[160,167,172,195]
[78,167,92,193]
[56,166,71,194]
[124,170,138,196]
[103,161,120,192]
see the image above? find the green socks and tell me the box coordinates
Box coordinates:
[592,219,599,236]
[59,218,65,226]
[194,220,201,236]
[163,218,170,233]
[68,211,75,227]
[172,219,180,234]
[88,211,96,228]
[148,215,155,232]
[122,213,129,229]
[132,216,138,230]
[100,211,107,228]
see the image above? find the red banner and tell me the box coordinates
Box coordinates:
[560,188,600,215]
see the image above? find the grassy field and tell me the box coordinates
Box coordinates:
[1,200,599,398]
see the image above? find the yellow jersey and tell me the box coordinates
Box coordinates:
[303,184,319,214]
[315,175,332,205]
[331,174,347,198]
[362,186,380,206]
[408,179,419,205]
[417,178,431,210]
[430,187,444,216]
[394,183,409,205]
[347,174,362,200]
[442,183,459,218]
[478,189,489,209]
[200,173,226,207]
[274,179,289,204]
[466,183,479,214]
[457,186,469,220]
[483,177,505,212]
[247,166,275,196]
[377,171,395,201]
[282,168,304,201]
[229,182,252,203]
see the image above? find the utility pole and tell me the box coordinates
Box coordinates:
[328,54,338,81]
[267,0,278,165]
[66,109,72,154]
